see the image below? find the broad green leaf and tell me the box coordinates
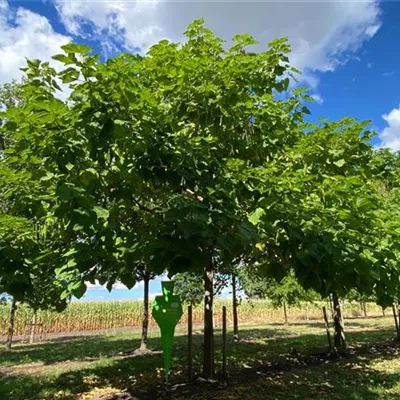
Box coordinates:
[61,43,92,54]
[249,208,266,225]
[93,206,109,220]
[333,159,346,168]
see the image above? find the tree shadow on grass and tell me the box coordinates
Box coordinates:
[265,319,394,330]
[0,336,142,367]
[2,326,400,400]
[0,327,283,369]
[0,329,199,368]
[2,336,400,400]
[217,350,400,400]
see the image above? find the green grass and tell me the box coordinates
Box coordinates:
[1,317,399,400]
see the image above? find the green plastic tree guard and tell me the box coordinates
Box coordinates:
[152,281,183,383]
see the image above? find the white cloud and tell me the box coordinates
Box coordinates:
[149,292,162,300]
[86,280,144,291]
[379,105,400,151]
[311,94,324,105]
[156,273,170,282]
[383,71,395,77]
[367,62,373,69]
[53,0,381,85]
[0,2,70,84]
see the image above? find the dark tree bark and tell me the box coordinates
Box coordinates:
[5,298,17,351]
[203,256,214,379]
[232,274,239,341]
[332,292,346,349]
[188,305,193,381]
[322,306,332,351]
[140,272,150,351]
[393,304,400,340]
[222,306,227,378]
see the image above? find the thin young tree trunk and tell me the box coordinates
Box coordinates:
[363,302,367,318]
[188,305,193,381]
[222,306,227,378]
[322,306,332,351]
[397,302,400,339]
[203,256,214,380]
[382,307,386,317]
[332,292,346,349]
[29,310,37,344]
[232,274,239,341]
[5,298,17,351]
[140,272,150,351]
[393,304,400,341]
[283,301,288,325]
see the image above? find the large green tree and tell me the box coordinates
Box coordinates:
[0,21,311,378]
[250,118,400,347]
[0,79,70,350]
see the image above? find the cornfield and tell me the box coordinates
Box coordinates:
[0,299,387,338]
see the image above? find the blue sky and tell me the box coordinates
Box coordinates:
[1,0,400,300]
[76,278,166,302]
[75,276,232,302]
[1,0,398,149]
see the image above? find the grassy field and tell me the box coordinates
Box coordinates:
[1,317,399,400]
[0,299,387,337]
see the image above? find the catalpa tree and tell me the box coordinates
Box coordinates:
[0,20,311,377]
[249,118,400,348]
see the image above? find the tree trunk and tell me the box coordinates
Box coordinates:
[232,274,239,341]
[188,305,193,381]
[332,292,346,349]
[283,301,288,325]
[140,272,150,351]
[382,307,386,317]
[5,298,17,351]
[362,302,367,318]
[393,304,400,340]
[322,306,332,351]
[29,310,37,344]
[203,256,214,380]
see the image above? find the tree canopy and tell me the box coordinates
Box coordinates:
[1,19,400,375]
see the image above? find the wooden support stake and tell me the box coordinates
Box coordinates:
[398,303,400,342]
[392,305,400,341]
[222,306,227,378]
[322,306,332,352]
[188,305,193,381]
